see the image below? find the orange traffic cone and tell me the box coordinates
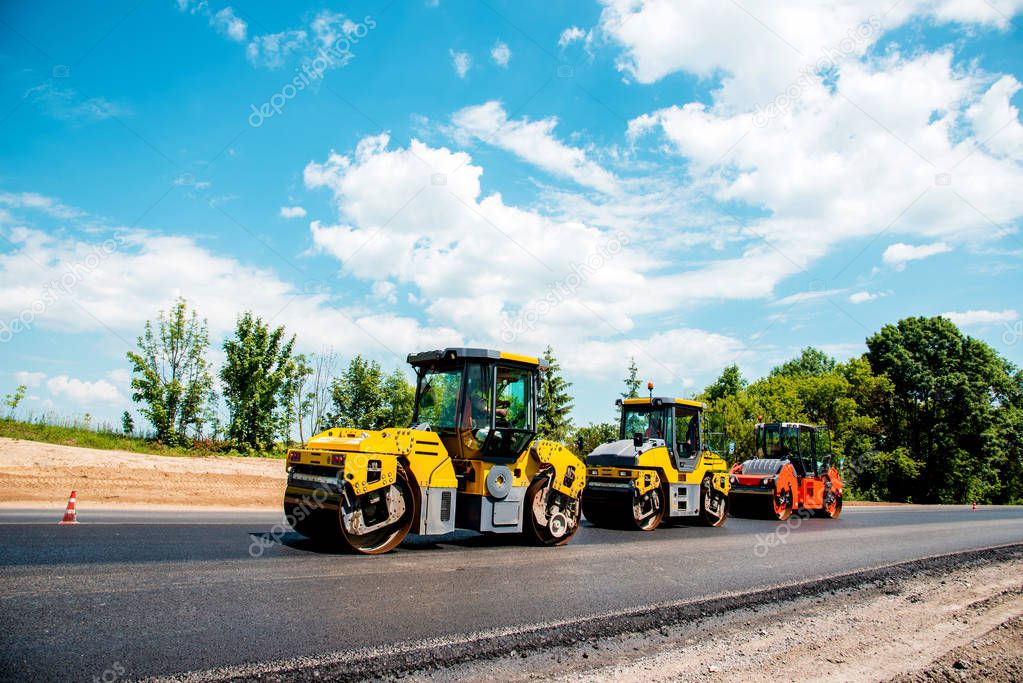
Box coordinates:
[59,490,79,524]
[972,501,977,511]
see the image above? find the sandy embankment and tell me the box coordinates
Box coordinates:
[0,437,285,509]
[0,436,899,511]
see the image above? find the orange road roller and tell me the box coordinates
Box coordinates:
[729,422,843,521]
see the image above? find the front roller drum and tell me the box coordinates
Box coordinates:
[728,489,791,521]
[582,486,664,531]
[337,465,415,555]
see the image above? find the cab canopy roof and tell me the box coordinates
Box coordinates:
[617,397,705,409]
[407,347,546,369]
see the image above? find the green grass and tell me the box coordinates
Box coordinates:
[0,417,285,459]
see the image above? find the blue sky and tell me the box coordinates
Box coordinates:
[1,0,1022,431]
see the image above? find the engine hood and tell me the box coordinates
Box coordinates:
[585,438,665,467]
[739,458,788,476]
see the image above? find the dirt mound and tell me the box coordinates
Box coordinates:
[0,437,285,508]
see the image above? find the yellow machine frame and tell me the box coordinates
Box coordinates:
[583,396,730,529]
[283,348,585,553]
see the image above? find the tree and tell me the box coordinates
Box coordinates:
[771,347,837,378]
[307,349,340,435]
[379,368,415,428]
[127,298,213,445]
[286,354,313,444]
[537,345,574,443]
[866,316,1019,503]
[621,357,641,400]
[704,364,747,402]
[325,355,385,429]
[3,384,26,416]
[121,411,135,436]
[220,311,298,451]
[571,422,618,457]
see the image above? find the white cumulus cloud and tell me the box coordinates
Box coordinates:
[942,309,1019,326]
[558,26,587,48]
[211,7,247,42]
[14,371,46,387]
[849,291,879,304]
[279,206,307,219]
[882,242,952,270]
[490,41,511,67]
[449,49,471,79]
[452,101,619,194]
[46,375,122,404]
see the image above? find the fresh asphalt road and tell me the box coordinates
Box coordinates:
[2,505,1022,681]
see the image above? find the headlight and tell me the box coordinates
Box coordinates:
[729,475,737,485]
[588,469,598,476]
[619,470,629,477]
[761,477,775,486]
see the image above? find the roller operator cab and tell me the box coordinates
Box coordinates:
[582,397,730,530]
[282,348,586,554]
[728,423,843,521]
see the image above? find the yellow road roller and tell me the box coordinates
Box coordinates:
[582,395,730,530]
[283,348,586,554]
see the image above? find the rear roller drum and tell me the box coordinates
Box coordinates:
[337,465,415,555]
[631,486,665,531]
[286,505,339,542]
[819,490,842,519]
[696,476,728,527]
[524,473,580,546]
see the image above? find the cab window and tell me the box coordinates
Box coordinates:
[464,361,492,430]
[759,426,783,458]
[675,407,701,458]
[815,428,832,474]
[416,368,462,429]
[622,407,665,440]
[495,365,531,430]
